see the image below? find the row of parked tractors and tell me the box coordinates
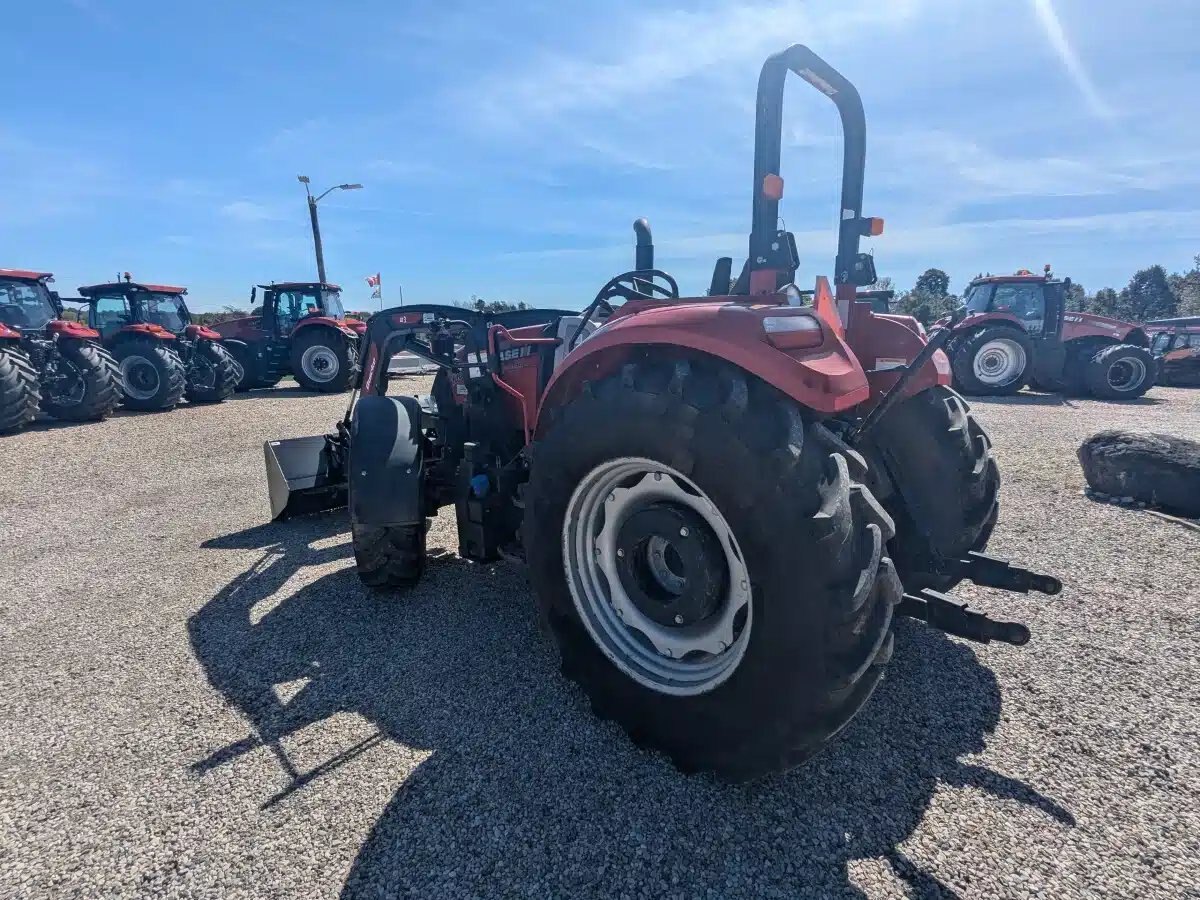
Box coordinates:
[0,272,365,433]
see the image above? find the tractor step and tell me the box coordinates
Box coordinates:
[897,589,1031,646]
[935,551,1062,596]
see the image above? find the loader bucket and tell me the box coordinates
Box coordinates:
[264,435,347,521]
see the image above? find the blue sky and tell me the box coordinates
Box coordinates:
[3,0,1198,311]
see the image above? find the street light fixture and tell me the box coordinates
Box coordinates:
[296,175,362,284]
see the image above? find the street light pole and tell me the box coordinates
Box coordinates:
[297,176,362,285]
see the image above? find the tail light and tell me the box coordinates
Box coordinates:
[762,313,823,350]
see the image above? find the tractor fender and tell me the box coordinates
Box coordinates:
[117,323,176,341]
[950,311,1029,335]
[534,302,870,434]
[46,320,101,340]
[349,394,425,527]
[0,323,22,340]
[184,323,222,341]
[843,305,952,408]
[293,317,358,340]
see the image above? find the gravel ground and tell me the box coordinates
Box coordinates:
[1,381,1198,899]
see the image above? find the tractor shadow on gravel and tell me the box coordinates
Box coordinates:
[190,517,1074,900]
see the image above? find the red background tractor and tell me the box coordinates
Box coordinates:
[0,268,121,432]
[264,45,1057,780]
[212,282,365,392]
[1148,316,1200,387]
[76,277,240,410]
[944,269,1156,399]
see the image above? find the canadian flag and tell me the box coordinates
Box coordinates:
[365,273,381,288]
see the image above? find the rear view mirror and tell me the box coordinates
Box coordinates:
[250,287,257,305]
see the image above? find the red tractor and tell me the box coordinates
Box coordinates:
[263,46,1059,780]
[943,269,1156,399]
[0,268,121,433]
[74,276,240,411]
[212,282,365,392]
[1148,317,1200,387]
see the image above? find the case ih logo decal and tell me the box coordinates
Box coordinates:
[498,346,534,362]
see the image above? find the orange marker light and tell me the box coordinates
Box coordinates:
[762,173,784,200]
[866,217,885,236]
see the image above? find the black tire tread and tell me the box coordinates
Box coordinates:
[352,523,426,589]
[41,340,122,422]
[115,338,186,410]
[185,341,240,403]
[523,354,900,780]
[951,326,1032,396]
[862,386,1000,592]
[1084,343,1156,400]
[0,345,41,433]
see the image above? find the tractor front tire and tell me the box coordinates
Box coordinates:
[859,386,1000,593]
[0,345,40,433]
[523,356,902,780]
[1084,344,1156,400]
[41,340,122,422]
[115,339,187,411]
[951,326,1032,396]
[185,341,240,404]
[351,523,427,589]
[291,329,355,392]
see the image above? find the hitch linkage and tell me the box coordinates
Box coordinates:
[898,589,1031,646]
[934,551,1062,596]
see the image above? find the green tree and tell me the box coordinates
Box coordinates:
[1089,287,1120,317]
[1116,265,1176,322]
[1171,255,1200,317]
[1065,281,1087,312]
[913,268,950,297]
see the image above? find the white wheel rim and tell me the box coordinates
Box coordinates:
[562,457,752,696]
[120,356,160,400]
[300,345,339,383]
[973,338,1027,386]
[1106,356,1147,391]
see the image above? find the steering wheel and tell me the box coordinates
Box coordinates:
[568,269,681,353]
[595,269,679,305]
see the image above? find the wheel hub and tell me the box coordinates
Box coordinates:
[1107,357,1147,391]
[614,503,726,628]
[301,345,339,382]
[120,356,160,400]
[973,338,1026,385]
[562,458,753,696]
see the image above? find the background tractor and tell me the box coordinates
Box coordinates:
[262,45,1058,780]
[0,268,121,433]
[212,282,365,392]
[1148,316,1200,387]
[75,276,240,410]
[944,269,1156,399]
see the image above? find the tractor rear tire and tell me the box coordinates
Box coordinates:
[523,356,902,780]
[0,345,40,433]
[1084,344,1156,400]
[351,523,427,589]
[292,329,355,392]
[115,338,187,411]
[859,386,1000,593]
[951,326,1032,396]
[41,340,122,422]
[185,341,239,404]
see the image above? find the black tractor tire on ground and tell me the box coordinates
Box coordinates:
[523,355,903,780]
[185,341,240,404]
[41,340,122,422]
[291,329,355,392]
[223,340,258,392]
[0,345,41,433]
[351,523,427,589]
[951,326,1033,396]
[114,338,187,411]
[859,386,1000,593]
[1084,344,1156,400]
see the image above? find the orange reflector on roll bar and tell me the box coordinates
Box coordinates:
[762,173,784,201]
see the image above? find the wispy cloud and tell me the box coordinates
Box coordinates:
[219,200,280,222]
[1029,0,1113,119]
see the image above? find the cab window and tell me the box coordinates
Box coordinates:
[92,294,131,339]
[990,283,1046,335]
[1150,332,1173,353]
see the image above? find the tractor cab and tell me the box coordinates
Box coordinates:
[961,268,1066,341]
[255,282,351,338]
[1148,316,1200,386]
[0,270,62,334]
[77,277,193,340]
